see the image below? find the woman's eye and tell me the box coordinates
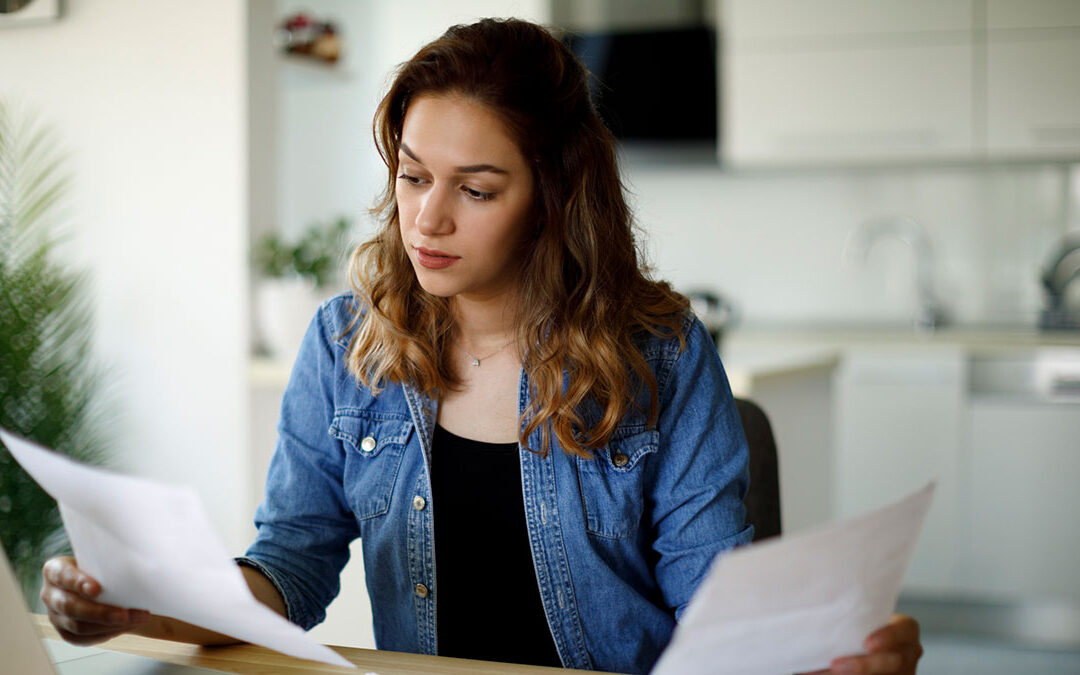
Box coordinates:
[462,186,495,201]
[397,172,424,185]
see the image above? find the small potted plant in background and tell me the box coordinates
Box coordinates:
[252,216,353,360]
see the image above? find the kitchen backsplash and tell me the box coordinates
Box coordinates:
[626,161,1078,329]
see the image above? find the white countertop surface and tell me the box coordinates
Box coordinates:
[718,324,1080,396]
[721,345,840,398]
[723,324,1080,349]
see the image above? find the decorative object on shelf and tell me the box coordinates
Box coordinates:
[252,217,353,359]
[0,101,112,604]
[274,12,341,65]
[0,0,59,26]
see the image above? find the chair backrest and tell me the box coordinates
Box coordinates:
[734,398,782,541]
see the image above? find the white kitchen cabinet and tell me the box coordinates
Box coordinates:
[723,0,973,39]
[959,349,1080,602]
[722,0,975,165]
[722,0,1080,165]
[985,1,1080,159]
[962,402,1080,601]
[986,0,1080,30]
[833,349,967,594]
[725,44,975,165]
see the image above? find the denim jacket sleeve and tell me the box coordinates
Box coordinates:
[239,302,360,630]
[647,315,753,620]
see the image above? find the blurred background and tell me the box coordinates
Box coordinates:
[1,1,1079,673]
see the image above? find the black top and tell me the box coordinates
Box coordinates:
[431,424,562,668]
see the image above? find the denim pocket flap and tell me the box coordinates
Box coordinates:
[330,412,413,457]
[590,429,659,473]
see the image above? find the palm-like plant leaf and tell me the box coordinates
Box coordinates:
[0,100,112,603]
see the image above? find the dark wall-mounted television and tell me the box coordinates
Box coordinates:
[564,26,717,145]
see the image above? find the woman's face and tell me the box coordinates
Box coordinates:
[396,93,536,303]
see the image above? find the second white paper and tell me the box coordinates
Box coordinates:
[652,482,935,675]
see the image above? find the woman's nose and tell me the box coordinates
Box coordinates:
[416,186,454,236]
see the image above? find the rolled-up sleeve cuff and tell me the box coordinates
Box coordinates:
[234,556,304,628]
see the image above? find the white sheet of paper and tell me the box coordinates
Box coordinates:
[0,428,354,669]
[652,482,935,675]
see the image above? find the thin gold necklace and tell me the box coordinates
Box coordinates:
[461,337,514,367]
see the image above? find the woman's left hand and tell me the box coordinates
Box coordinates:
[800,614,923,674]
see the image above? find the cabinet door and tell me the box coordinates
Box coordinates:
[722,0,976,165]
[961,401,1080,601]
[834,350,965,593]
[987,0,1080,30]
[724,0,972,39]
[985,37,1080,158]
[725,44,975,165]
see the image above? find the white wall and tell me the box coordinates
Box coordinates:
[0,0,252,552]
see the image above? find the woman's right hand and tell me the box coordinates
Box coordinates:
[40,556,151,646]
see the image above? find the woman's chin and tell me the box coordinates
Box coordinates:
[413,275,460,298]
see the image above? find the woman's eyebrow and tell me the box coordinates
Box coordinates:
[400,142,508,175]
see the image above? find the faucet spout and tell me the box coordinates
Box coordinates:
[1040,232,1080,330]
[845,215,947,332]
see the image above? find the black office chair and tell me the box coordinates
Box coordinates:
[735,398,782,542]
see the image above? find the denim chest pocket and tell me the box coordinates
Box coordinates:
[576,429,659,539]
[331,410,413,520]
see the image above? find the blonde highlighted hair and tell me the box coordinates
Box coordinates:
[346,18,689,458]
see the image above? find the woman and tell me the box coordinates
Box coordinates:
[41,18,923,674]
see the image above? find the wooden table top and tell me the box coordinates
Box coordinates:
[33,615,624,674]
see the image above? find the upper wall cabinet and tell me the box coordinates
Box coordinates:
[721,0,1080,166]
[985,0,1080,159]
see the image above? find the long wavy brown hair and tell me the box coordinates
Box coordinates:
[346,18,689,458]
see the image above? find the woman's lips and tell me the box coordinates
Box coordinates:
[415,246,461,270]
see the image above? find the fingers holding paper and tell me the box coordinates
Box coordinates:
[844,614,922,674]
[41,556,151,646]
[800,614,923,674]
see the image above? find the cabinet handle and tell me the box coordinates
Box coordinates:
[777,128,939,152]
[1028,125,1080,145]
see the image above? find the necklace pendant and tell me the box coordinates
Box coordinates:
[471,358,480,367]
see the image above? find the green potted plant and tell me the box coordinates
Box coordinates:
[252,216,353,359]
[0,101,111,604]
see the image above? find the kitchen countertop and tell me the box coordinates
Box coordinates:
[717,324,1080,397]
[721,345,839,398]
[722,324,1080,350]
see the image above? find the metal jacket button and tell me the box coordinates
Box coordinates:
[360,436,377,452]
[613,452,630,467]
[412,495,426,510]
[414,583,429,598]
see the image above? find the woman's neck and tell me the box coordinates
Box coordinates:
[451,292,517,349]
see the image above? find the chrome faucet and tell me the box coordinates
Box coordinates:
[1040,232,1080,330]
[844,215,948,332]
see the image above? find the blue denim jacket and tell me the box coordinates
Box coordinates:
[240,292,752,674]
